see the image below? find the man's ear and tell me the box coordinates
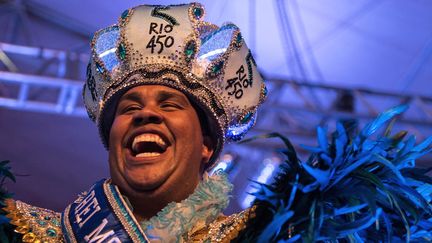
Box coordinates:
[201,135,215,167]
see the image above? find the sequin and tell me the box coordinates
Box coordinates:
[226,112,257,141]
[198,25,237,62]
[94,26,120,72]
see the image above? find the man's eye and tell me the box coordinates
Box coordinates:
[123,105,141,113]
[160,102,181,109]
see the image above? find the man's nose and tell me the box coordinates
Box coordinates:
[132,106,164,125]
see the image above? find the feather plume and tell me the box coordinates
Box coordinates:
[234,105,432,242]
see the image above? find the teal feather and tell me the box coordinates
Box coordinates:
[234,105,432,242]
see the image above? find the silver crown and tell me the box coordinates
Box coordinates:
[83,3,267,166]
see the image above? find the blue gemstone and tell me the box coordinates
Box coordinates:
[46,228,57,237]
[241,112,253,123]
[236,33,242,45]
[185,41,196,59]
[30,212,38,217]
[121,9,129,19]
[263,86,268,96]
[212,61,224,74]
[38,220,47,226]
[51,219,60,227]
[118,43,126,60]
[193,7,203,18]
[96,63,104,74]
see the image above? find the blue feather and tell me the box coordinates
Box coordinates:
[412,136,432,152]
[319,209,382,239]
[299,144,322,153]
[317,126,329,152]
[373,154,406,184]
[287,174,299,209]
[301,162,331,190]
[333,203,368,216]
[257,209,294,242]
[361,104,408,138]
[329,153,372,188]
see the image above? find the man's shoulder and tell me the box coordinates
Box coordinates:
[3,199,64,242]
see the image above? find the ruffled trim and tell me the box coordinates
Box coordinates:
[140,170,233,242]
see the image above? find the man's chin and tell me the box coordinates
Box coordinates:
[122,173,169,194]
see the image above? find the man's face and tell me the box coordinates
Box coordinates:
[108,85,214,201]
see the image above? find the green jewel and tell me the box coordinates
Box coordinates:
[184,41,196,59]
[241,112,253,123]
[37,220,47,226]
[118,43,126,60]
[193,7,203,18]
[95,63,103,74]
[263,86,268,96]
[121,9,129,20]
[236,33,242,45]
[44,216,51,220]
[212,61,224,74]
[51,219,60,227]
[46,228,57,237]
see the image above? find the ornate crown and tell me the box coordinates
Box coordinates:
[83,3,267,165]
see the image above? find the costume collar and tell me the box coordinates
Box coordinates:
[140,170,233,242]
[62,170,232,243]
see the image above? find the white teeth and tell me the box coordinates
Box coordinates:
[136,152,161,158]
[132,133,166,152]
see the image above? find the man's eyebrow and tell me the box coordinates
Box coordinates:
[157,90,190,105]
[119,91,142,103]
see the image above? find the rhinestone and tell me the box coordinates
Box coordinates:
[30,212,38,217]
[212,61,224,74]
[96,63,104,74]
[37,220,47,226]
[121,9,129,20]
[46,228,57,237]
[44,215,51,220]
[263,86,268,96]
[51,218,60,226]
[185,41,196,59]
[236,33,242,45]
[241,112,253,123]
[119,43,126,60]
[193,7,203,18]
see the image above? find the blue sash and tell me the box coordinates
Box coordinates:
[61,179,149,243]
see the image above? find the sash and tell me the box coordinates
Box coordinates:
[61,179,149,243]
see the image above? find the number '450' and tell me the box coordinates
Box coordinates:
[146,35,174,54]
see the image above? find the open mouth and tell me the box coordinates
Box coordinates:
[130,133,169,158]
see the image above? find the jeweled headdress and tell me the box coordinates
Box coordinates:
[83,3,267,166]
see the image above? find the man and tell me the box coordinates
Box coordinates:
[3,3,266,242]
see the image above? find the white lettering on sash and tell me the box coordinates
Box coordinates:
[75,190,101,227]
[84,218,121,243]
